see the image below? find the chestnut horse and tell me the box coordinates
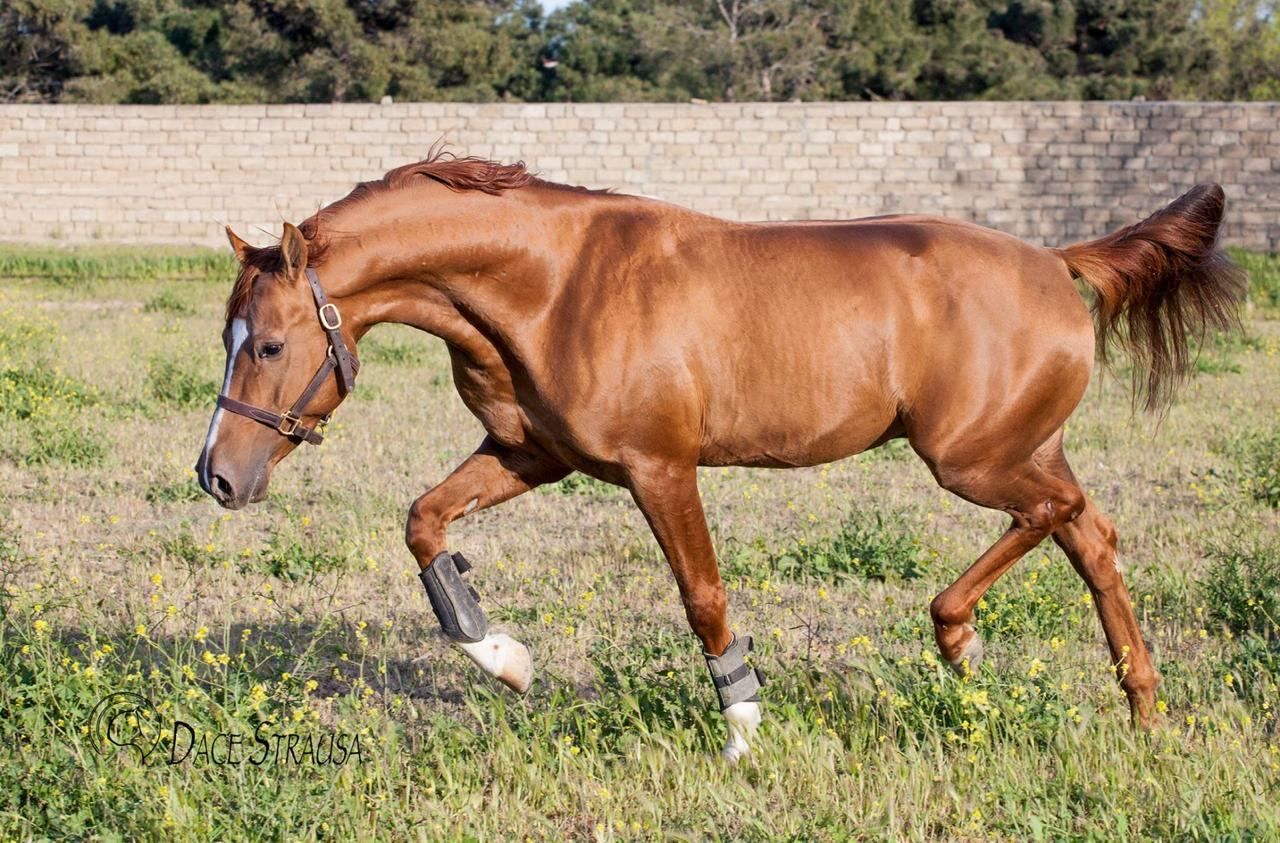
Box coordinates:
[196,154,1242,761]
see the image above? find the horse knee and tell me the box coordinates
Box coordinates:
[405,494,447,561]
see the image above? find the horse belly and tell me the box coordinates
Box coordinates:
[698,351,897,469]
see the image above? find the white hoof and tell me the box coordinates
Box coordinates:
[456,632,533,694]
[721,700,762,763]
[947,626,984,676]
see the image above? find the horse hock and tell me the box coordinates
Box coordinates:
[704,632,766,762]
[421,550,532,694]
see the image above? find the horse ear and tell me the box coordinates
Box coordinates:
[225,226,254,263]
[280,223,308,280]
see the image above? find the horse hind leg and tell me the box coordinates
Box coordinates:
[927,459,1087,676]
[1046,453,1160,726]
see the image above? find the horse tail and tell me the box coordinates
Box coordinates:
[1054,183,1246,412]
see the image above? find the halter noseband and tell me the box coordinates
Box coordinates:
[215,267,359,446]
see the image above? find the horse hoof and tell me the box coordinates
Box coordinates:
[721,700,762,763]
[457,632,533,694]
[947,628,984,676]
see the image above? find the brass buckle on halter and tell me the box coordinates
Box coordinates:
[276,412,303,437]
[318,303,342,331]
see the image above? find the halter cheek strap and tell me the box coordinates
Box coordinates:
[215,267,360,446]
[306,268,358,394]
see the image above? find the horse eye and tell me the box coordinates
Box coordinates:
[259,342,284,359]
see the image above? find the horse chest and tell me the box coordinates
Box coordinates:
[448,355,530,449]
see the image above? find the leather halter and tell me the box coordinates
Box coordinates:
[215,268,359,446]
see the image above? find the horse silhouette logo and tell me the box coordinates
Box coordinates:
[87,691,165,765]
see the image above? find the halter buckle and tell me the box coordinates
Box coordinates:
[318,303,342,331]
[276,411,304,437]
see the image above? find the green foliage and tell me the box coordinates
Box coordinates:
[1204,544,1280,637]
[977,554,1091,642]
[1218,429,1280,508]
[741,509,929,583]
[154,524,352,582]
[769,636,1078,754]
[574,632,714,752]
[252,535,350,583]
[1194,0,1280,100]
[1192,329,1263,375]
[0,245,234,283]
[0,309,56,360]
[546,472,618,497]
[3,247,1279,841]
[859,438,913,462]
[156,526,221,568]
[3,0,1276,104]
[143,288,195,316]
[0,602,394,840]
[1,0,548,104]
[361,337,428,367]
[1224,632,1280,703]
[144,478,204,504]
[0,520,32,621]
[1231,249,1280,312]
[145,356,216,409]
[25,421,107,467]
[0,367,96,420]
[0,305,108,467]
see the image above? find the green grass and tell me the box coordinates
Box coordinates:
[546,472,620,497]
[252,533,353,583]
[144,478,205,505]
[23,421,109,467]
[1193,329,1265,375]
[0,367,99,420]
[0,251,1278,840]
[143,288,197,316]
[0,245,235,285]
[360,336,431,366]
[1204,544,1280,637]
[1231,248,1280,312]
[146,356,219,409]
[1216,428,1280,508]
[724,508,930,583]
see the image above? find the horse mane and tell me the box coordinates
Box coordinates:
[225,149,602,323]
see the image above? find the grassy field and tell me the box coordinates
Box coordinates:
[0,245,1278,841]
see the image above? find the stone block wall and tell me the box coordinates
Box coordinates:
[0,102,1275,250]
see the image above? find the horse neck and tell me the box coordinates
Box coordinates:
[315,187,581,347]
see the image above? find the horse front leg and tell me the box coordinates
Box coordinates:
[626,461,765,763]
[406,436,569,692]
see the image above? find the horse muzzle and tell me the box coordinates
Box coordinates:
[195,451,270,510]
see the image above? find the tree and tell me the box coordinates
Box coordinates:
[533,0,703,101]
[1,0,91,102]
[1,0,1271,103]
[1195,0,1280,100]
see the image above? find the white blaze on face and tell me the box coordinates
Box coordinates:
[200,318,248,488]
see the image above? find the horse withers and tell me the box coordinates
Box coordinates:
[195,154,1243,761]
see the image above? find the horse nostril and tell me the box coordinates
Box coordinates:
[212,473,234,502]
